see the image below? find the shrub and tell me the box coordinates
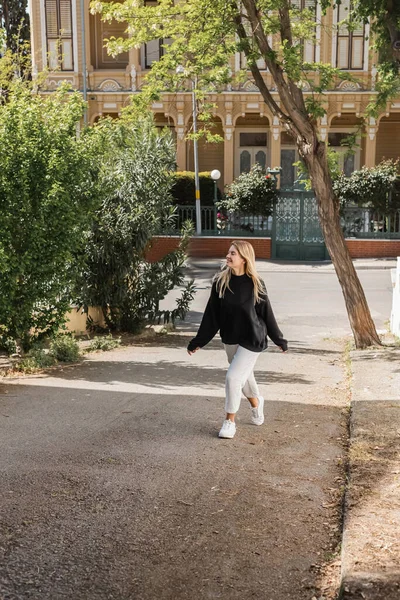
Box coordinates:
[88,334,121,352]
[50,336,80,363]
[0,79,101,352]
[219,164,278,216]
[170,171,222,206]
[75,115,196,333]
[17,349,57,373]
[333,160,400,212]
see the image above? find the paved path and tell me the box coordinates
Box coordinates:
[0,264,393,599]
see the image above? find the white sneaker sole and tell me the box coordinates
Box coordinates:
[218,431,236,439]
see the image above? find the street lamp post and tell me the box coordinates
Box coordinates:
[210,169,221,205]
[191,77,201,235]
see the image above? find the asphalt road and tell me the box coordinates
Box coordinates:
[0,264,393,600]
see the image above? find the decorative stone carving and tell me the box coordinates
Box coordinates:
[371,64,377,91]
[130,65,137,91]
[177,127,185,141]
[98,79,122,91]
[47,77,74,89]
[272,115,280,141]
[367,116,377,140]
[319,114,328,141]
[242,80,259,91]
[336,80,362,91]
[225,128,232,141]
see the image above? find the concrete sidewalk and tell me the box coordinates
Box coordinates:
[341,344,400,599]
[187,257,398,273]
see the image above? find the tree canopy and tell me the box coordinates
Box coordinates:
[0,0,30,54]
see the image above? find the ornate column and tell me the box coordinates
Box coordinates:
[365,117,377,167]
[270,115,281,171]
[175,97,186,171]
[223,113,234,186]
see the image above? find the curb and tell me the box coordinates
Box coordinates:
[339,346,400,599]
[186,259,398,273]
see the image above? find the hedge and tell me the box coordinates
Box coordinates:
[170,171,222,206]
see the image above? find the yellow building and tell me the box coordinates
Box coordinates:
[28,0,400,193]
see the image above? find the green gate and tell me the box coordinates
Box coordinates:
[272,190,329,261]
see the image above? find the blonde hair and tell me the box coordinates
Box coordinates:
[214,240,266,303]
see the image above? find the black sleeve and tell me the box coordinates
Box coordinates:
[187,281,220,351]
[257,293,288,351]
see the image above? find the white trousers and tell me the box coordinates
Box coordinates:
[224,344,261,414]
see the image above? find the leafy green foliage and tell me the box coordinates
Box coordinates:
[75,116,196,333]
[49,335,80,363]
[333,160,400,212]
[15,335,80,371]
[17,349,58,373]
[88,334,122,352]
[0,1,30,54]
[219,164,278,216]
[0,80,101,351]
[171,171,222,206]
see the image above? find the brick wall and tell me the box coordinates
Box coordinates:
[146,236,272,262]
[145,236,182,262]
[345,239,400,258]
[147,235,400,262]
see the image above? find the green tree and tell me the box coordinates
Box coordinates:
[75,115,196,333]
[91,0,400,348]
[0,81,100,350]
[0,0,30,54]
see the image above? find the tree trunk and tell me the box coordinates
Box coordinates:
[306,152,382,349]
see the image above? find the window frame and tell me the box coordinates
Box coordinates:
[333,1,368,71]
[142,37,172,70]
[235,128,270,178]
[328,129,361,176]
[45,0,74,71]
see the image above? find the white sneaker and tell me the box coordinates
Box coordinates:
[219,419,236,439]
[251,396,264,425]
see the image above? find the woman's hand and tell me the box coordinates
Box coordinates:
[187,347,200,355]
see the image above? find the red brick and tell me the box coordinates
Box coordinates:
[345,239,400,258]
[146,236,271,262]
[146,235,400,262]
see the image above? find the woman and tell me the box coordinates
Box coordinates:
[187,240,287,439]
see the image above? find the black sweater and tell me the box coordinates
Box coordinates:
[187,273,288,353]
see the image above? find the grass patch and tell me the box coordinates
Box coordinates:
[348,440,377,463]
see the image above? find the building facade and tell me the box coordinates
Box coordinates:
[29,0,400,192]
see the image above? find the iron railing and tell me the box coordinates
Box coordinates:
[171,205,273,237]
[167,203,400,239]
[341,207,400,238]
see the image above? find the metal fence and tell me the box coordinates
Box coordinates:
[170,205,273,237]
[168,204,400,239]
[341,207,400,238]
